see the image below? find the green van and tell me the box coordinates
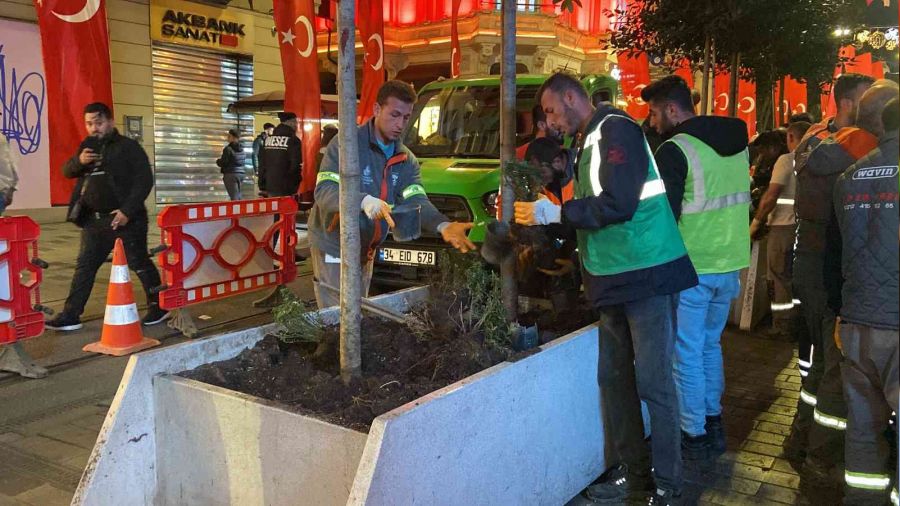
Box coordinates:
[373,73,618,288]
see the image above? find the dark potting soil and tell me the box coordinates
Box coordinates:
[182,309,595,433]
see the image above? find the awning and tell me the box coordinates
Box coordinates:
[227,91,341,116]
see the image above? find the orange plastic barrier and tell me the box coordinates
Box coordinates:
[0,216,45,345]
[156,197,298,310]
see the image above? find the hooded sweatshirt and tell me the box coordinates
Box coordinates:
[653,116,750,222]
[799,127,879,312]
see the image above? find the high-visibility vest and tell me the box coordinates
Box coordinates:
[663,133,751,274]
[575,114,687,276]
[542,179,575,206]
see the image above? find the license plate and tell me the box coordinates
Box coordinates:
[379,248,436,266]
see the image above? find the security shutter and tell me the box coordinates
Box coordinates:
[152,43,254,204]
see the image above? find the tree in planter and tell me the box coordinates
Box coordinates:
[609,0,864,127]
[336,0,363,383]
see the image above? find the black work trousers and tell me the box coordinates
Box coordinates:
[62,213,162,318]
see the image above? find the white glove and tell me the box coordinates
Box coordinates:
[361,195,389,220]
[533,199,562,225]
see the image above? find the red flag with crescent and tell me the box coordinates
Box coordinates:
[357,0,385,124]
[451,0,462,78]
[33,0,114,205]
[273,0,321,199]
[618,52,650,119]
[713,72,756,136]
[780,77,807,124]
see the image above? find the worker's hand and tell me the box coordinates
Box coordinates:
[750,218,763,240]
[110,209,129,230]
[361,195,395,229]
[440,222,476,253]
[514,199,561,226]
[538,258,576,277]
[79,148,101,166]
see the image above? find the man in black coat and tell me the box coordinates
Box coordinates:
[216,128,247,200]
[46,102,167,331]
[259,111,301,197]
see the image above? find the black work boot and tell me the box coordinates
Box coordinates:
[582,463,653,504]
[705,415,727,456]
[681,431,710,461]
[646,488,682,505]
[782,430,807,470]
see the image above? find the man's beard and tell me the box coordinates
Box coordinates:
[561,102,580,136]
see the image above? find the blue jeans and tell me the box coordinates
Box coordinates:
[597,293,682,493]
[674,271,741,436]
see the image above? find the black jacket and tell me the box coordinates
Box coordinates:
[64,130,152,222]
[653,116,749,221]
[833,131,899,329]
[259,123,301,196]
[560,105,698,307]
[216,141,246,174]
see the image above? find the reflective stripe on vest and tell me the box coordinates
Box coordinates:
[317,171,340,185]
[844,471,892,491]
[776,198,795,206]
[584,115,667,200]
[668,134,751,214]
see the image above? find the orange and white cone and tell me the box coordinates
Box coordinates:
[83,238,160,356]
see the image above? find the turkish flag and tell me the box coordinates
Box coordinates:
[273,0,321,199]
[714,72,757,136]
[33,0,114,206]
[357,0,385,124]
[618,52,650,119]
[779,77,808,124]
[673,59,694,89]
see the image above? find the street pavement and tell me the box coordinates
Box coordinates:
[0,221,818,505]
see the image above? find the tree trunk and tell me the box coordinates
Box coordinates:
[499,0,518,322]
[806,79,822,122]
[755,72,775,133]
[337,0,362,383]
[777,77,786,125]
[727,53,740,117]
[700,35,712,115]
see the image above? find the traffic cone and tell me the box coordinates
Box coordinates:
[83,239,160,356]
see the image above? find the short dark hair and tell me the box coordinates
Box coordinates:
[524,137,562,165]
[84,102,112,119]
[537,72,588,104]
[833,73,875,104]
[377,80,416,105]
[788,112,814,124]
[787,121,812,140]
[881,97,899,133]
[227,128,240,138]
[263,122,275,130]
[641,76,693,112]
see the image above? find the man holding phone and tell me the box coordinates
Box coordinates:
[45,102,167,331]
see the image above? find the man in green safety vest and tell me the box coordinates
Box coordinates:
[641,76,751,462]
[513,72,698,505]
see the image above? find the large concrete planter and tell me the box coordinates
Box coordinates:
[74,287,612,506]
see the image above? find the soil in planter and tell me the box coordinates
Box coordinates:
[181,306,595,433]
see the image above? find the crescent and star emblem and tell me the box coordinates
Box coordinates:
[368,33,383,71]
[717,92,729,111]
[633,84,647,106]
[280,15,314,58]
[795,103,807,113]
[740,97,756,114]
[52,0,101,23]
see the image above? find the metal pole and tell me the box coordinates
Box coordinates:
[337,0,362,383]
[499,0,518,321]
[700,35,712,116]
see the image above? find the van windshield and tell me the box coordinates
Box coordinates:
[403,84,541,159]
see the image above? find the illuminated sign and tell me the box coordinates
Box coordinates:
[151,0,254,54]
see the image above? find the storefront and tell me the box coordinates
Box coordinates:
[149,0,256,204]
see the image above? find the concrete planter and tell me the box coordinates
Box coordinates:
[74,287,612,506]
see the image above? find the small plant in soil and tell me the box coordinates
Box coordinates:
[272,286,326,345]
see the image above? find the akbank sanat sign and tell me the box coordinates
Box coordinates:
[151,0,255,53]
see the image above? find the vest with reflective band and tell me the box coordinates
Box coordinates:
[542,179,575,206]
[665,133,751,274]
[575,114,687,276]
